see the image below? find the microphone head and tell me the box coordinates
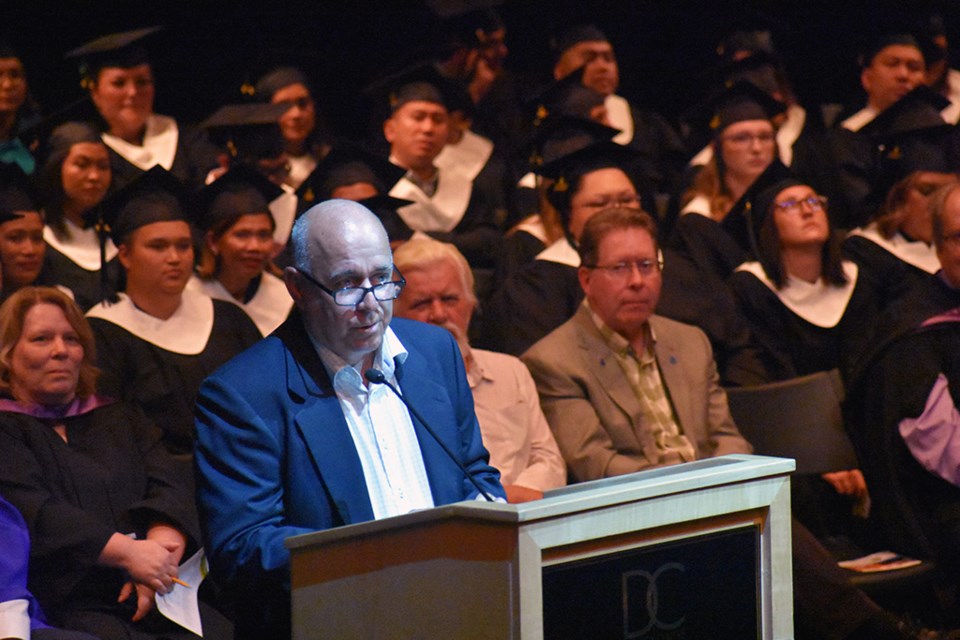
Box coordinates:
[364,368,386,384]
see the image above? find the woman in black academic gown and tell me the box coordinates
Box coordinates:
[187,165,293,336]
[730,177,882,381]
[84,167,261,456]
[67,27,219,192]
[0,286,231,639]
[36,122,120,310]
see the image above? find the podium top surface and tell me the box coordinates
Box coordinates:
[285,454,794,552]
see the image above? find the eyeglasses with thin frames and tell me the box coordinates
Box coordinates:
[583,257,664,279]
[774,195,828,215]
[297,267,406,306]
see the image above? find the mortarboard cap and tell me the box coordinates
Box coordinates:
[722,159,797,258]
[97,165,188,245]
[527,66,606,126]
[296,142,407,209]
[195,164,284,232]
[537,139,641,188]
[719,50,784,98]
[0,162,39,222]
[858,28,923,69]
[695,80,786,134]
[860,85,957,190]
[368,63,465,114]
[202,102,290,163]
[66,27,161,84]
[549,24,608,62]
[528,114,621,175]
[253,66,310,102]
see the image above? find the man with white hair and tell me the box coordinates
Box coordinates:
[394,237,566,502]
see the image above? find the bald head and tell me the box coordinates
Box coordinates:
[285,199,396,368]
[290,199,389,272]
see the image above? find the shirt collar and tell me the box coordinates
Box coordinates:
[311,325,408,384]
[584,299,656,360]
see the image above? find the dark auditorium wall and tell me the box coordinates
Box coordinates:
[7,0,960,138]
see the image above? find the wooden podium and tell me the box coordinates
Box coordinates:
[286,454,795,639]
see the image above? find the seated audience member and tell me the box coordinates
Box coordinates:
[845,180,960,594]
[0,162,48,302]
[85,167,261,456]
[0,494,99,640]
[922,11,960,123]
[188,165,293,335]
[730,177,882,382]
[0,287,231,639]
[393,237,565,502]
[550,24,686,202]
[434,7,526,163]
[36,122,118,310]
[66,27,219,191]
[522,208,944,640]
[830,34,934,228]
[481,136,641,356]
[379,65,506,268]
[194,199,504,639]
[673,82,784,282]
[0,43,40,174]
[846,169,956,309]
[522,207,752,479]
[252,66,331,191]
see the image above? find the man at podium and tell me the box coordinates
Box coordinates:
[193,199,505,639]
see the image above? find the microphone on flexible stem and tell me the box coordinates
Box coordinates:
[365,368,496,502]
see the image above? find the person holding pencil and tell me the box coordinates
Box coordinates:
[0,287,231,640]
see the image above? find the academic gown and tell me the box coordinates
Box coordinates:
[843,227,939,312]
[186,273,293,337]
[0,399,230,639]
[41,224,121,312]
[845,317,960,576]
[730,261,882,381]
[87,291,262,455]
[102,115,220,193]
[669,210,750,285]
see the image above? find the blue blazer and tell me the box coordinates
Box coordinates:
[195,312,503,597]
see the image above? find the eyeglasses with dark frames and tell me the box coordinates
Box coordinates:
[297,266,406,306]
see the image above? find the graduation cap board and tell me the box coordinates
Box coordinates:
[528,114,621,175]
[195,164,285,232]
[860,85,958,185]
[0,161,39,222]
[697,80,787,134]
[722,159,798,259]
[97,165,188,246]
[527,66,606,126]
[202,102,290,163]
[295,142,407,208]
[66,26,162,82]
[549,24,608,61]
[366,62,467,114]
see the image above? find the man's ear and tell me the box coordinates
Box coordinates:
[383,116,396,144]
[284,267,305,304]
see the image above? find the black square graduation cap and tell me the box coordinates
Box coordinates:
[722,159,798,258]
[860,85,957,184]
[96,165,188,246]
[194,164,285,232]
[0,162,40,222]
[202,102,290,163]
[65,26,162,83]
[686,80,786,135]
[366,62,469,115]
[719,50,784,99]
[537,139,643,195]
[526,66,606,126]
[295,142,407,208]
[528,114,621,175]
[549,24,608,62]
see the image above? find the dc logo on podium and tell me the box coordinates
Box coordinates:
[621,562,685,638]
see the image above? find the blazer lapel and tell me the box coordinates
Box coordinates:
[279,312,375,524]
[573,307,643,419]
[650,316,693,435]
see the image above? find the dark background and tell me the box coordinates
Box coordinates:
[8,0,960,140]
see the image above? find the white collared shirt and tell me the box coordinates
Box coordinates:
[312,328,435,519]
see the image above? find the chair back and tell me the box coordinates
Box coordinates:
[725,369,859,475]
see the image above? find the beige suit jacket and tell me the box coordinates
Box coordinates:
[521,304,751,482]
